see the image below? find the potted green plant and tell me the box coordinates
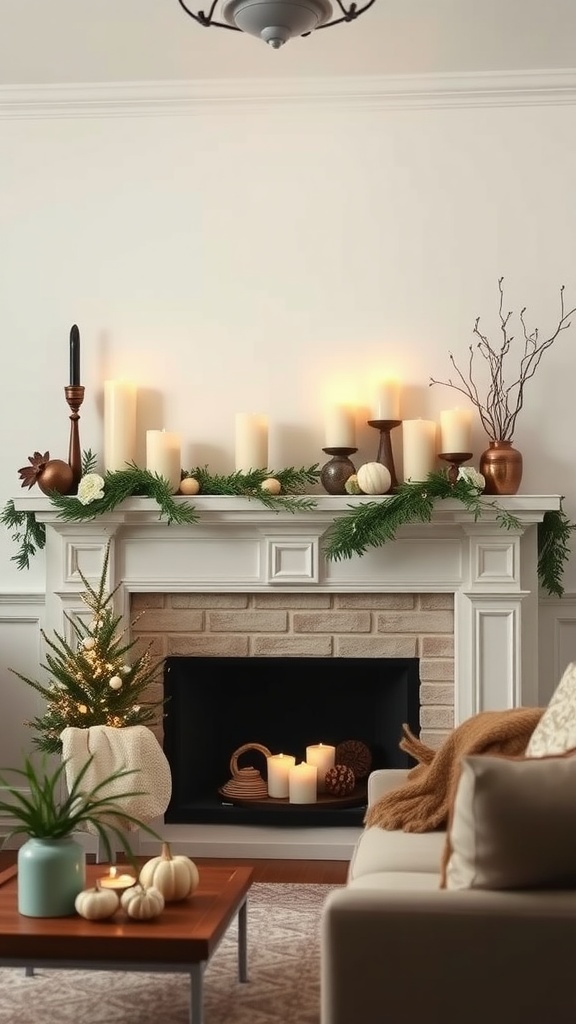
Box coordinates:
[0,753,161,918]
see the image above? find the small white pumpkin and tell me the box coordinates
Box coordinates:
[75,886,120,921]
[139,842,200,902]
[260,477,281,495]
[121,884,165,920]
[356,462,392,495]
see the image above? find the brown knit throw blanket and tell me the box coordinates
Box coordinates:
[365,707,544,833]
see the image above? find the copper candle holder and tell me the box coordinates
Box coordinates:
[439,451,473,485]
[367,419,401,490]
[320,447,358,495]
[64,385,85,492]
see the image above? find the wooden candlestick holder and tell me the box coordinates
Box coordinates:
[367,419,401,490]
[439,451,473,485]
[320,447,358,495]
[64,385,85,492]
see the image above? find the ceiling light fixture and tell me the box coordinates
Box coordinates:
[176,0,376,49]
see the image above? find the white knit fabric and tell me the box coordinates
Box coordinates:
[60,725,172,828]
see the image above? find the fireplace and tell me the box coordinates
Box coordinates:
[163,655,421,827]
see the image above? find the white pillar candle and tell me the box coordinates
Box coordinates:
[266,753,296,798]
[103,380,138,473]
[373,379,401,421]
[402,419,437,482]
[439,408,473,454]
[325,406,356,448]
[288,761,318,804]
[305,743,336,793]
[235,413,268,472]
[146,429,182,493]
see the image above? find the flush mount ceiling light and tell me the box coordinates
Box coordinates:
[176,0,376,49]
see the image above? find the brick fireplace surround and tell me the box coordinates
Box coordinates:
[18,492,559,859]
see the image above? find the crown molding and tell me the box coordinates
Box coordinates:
[1,68,576,118]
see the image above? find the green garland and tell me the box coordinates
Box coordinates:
[322,472,574,599]
[1,462,572,597]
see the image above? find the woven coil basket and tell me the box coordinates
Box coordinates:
[220,743,272,800]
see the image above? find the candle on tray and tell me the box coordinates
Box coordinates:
[439,408,472,454]
[69,324,81,386]
[97,866,137,892]
[103,379,138,473]
[146,429,182,493]
[373,379,401,421]
[235,413,269,472]
[267,752,296,798]
[402,419,437,482]
[324,406,356,448]
[305,743,336,794]
[288,761,318,804]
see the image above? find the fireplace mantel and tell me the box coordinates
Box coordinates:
[14,492,560,859]
[17,492,560,722]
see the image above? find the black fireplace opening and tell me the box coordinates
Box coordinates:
[163,656,420,828]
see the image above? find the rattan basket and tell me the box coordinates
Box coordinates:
[220,743,272,800]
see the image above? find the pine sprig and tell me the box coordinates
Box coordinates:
[187,464,321,512]
[0,499,46,570]
[49,465,199,526]
[538,506,575,599]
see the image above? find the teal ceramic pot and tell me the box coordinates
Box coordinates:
[17,837,86,917]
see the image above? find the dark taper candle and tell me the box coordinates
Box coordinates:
[69,324,80,386]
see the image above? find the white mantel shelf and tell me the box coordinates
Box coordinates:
[15,493,560,860]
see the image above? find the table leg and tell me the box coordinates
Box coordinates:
[238,897,248,983]
[190,962,205,1024]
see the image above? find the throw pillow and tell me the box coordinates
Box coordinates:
[442,751,576,890]
[525,661,576,757]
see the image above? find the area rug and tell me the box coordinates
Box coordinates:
[0,883,339,1024]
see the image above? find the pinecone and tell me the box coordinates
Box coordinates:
[325,764,356,796]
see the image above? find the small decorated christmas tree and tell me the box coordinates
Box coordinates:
[12,543,165,752]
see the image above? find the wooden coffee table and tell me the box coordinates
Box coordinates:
[0,862,254,1024]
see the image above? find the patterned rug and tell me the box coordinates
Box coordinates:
[0,883,338,1024]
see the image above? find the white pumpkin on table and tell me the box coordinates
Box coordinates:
[75,886,120,920]
[139,841,200,902]
[121,884,165,920]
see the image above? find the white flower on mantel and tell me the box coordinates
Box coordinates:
[77,473,105,505]
[458,466,485,491]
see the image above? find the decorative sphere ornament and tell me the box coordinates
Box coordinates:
[260,477,281,495]
[179,477,200,496]
[37,459,75,496]
[357,462,392,495]
[82,637,96,650]
[109,676,123,690]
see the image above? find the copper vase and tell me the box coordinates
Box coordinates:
[479,440,523,495]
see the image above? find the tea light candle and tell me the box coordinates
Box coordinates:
[373,379,401,421]
[267,752,296,798]
[104,379,138,473]
[97,866,137,892]
[402,419,437,482]
[235,413,269,472]
[305,743,336,794]
[288,762,318,804]
[440,408,472,454]
[325,406,356,448]
[146,429,182,493]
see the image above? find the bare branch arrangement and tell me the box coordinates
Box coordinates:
[430,279,576,440]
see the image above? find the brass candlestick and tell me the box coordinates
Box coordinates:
[320,447,358,495]
[65,385,85,492]
[439,451,473,485]
[367,419,401,490]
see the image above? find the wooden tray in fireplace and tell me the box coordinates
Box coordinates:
[217,783,367,809]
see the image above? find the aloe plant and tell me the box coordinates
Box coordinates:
[0,754,161,863]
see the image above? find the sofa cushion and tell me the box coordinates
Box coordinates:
[444,752,576,891]
[525,661,576,757]
[348,871,441,891]
[349,825,446,880]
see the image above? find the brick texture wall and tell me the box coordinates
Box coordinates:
[130,591,454,749]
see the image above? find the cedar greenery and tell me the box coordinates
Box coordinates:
[323,471,573,599]
[12,543,166,753]
[0,753,160,863]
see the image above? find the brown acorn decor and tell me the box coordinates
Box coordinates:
[335,740,372,780]
[325,764,356,796]
[18,450,74,496]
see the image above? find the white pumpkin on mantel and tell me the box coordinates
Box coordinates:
[356,462,392,495]
[139,842,200,902]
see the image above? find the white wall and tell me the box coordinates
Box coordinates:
[2,77,576,755]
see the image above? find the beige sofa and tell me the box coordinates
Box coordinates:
[321,767,576,1024]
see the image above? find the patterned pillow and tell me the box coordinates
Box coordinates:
[525,662,576,758]
[443,752,576,890]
